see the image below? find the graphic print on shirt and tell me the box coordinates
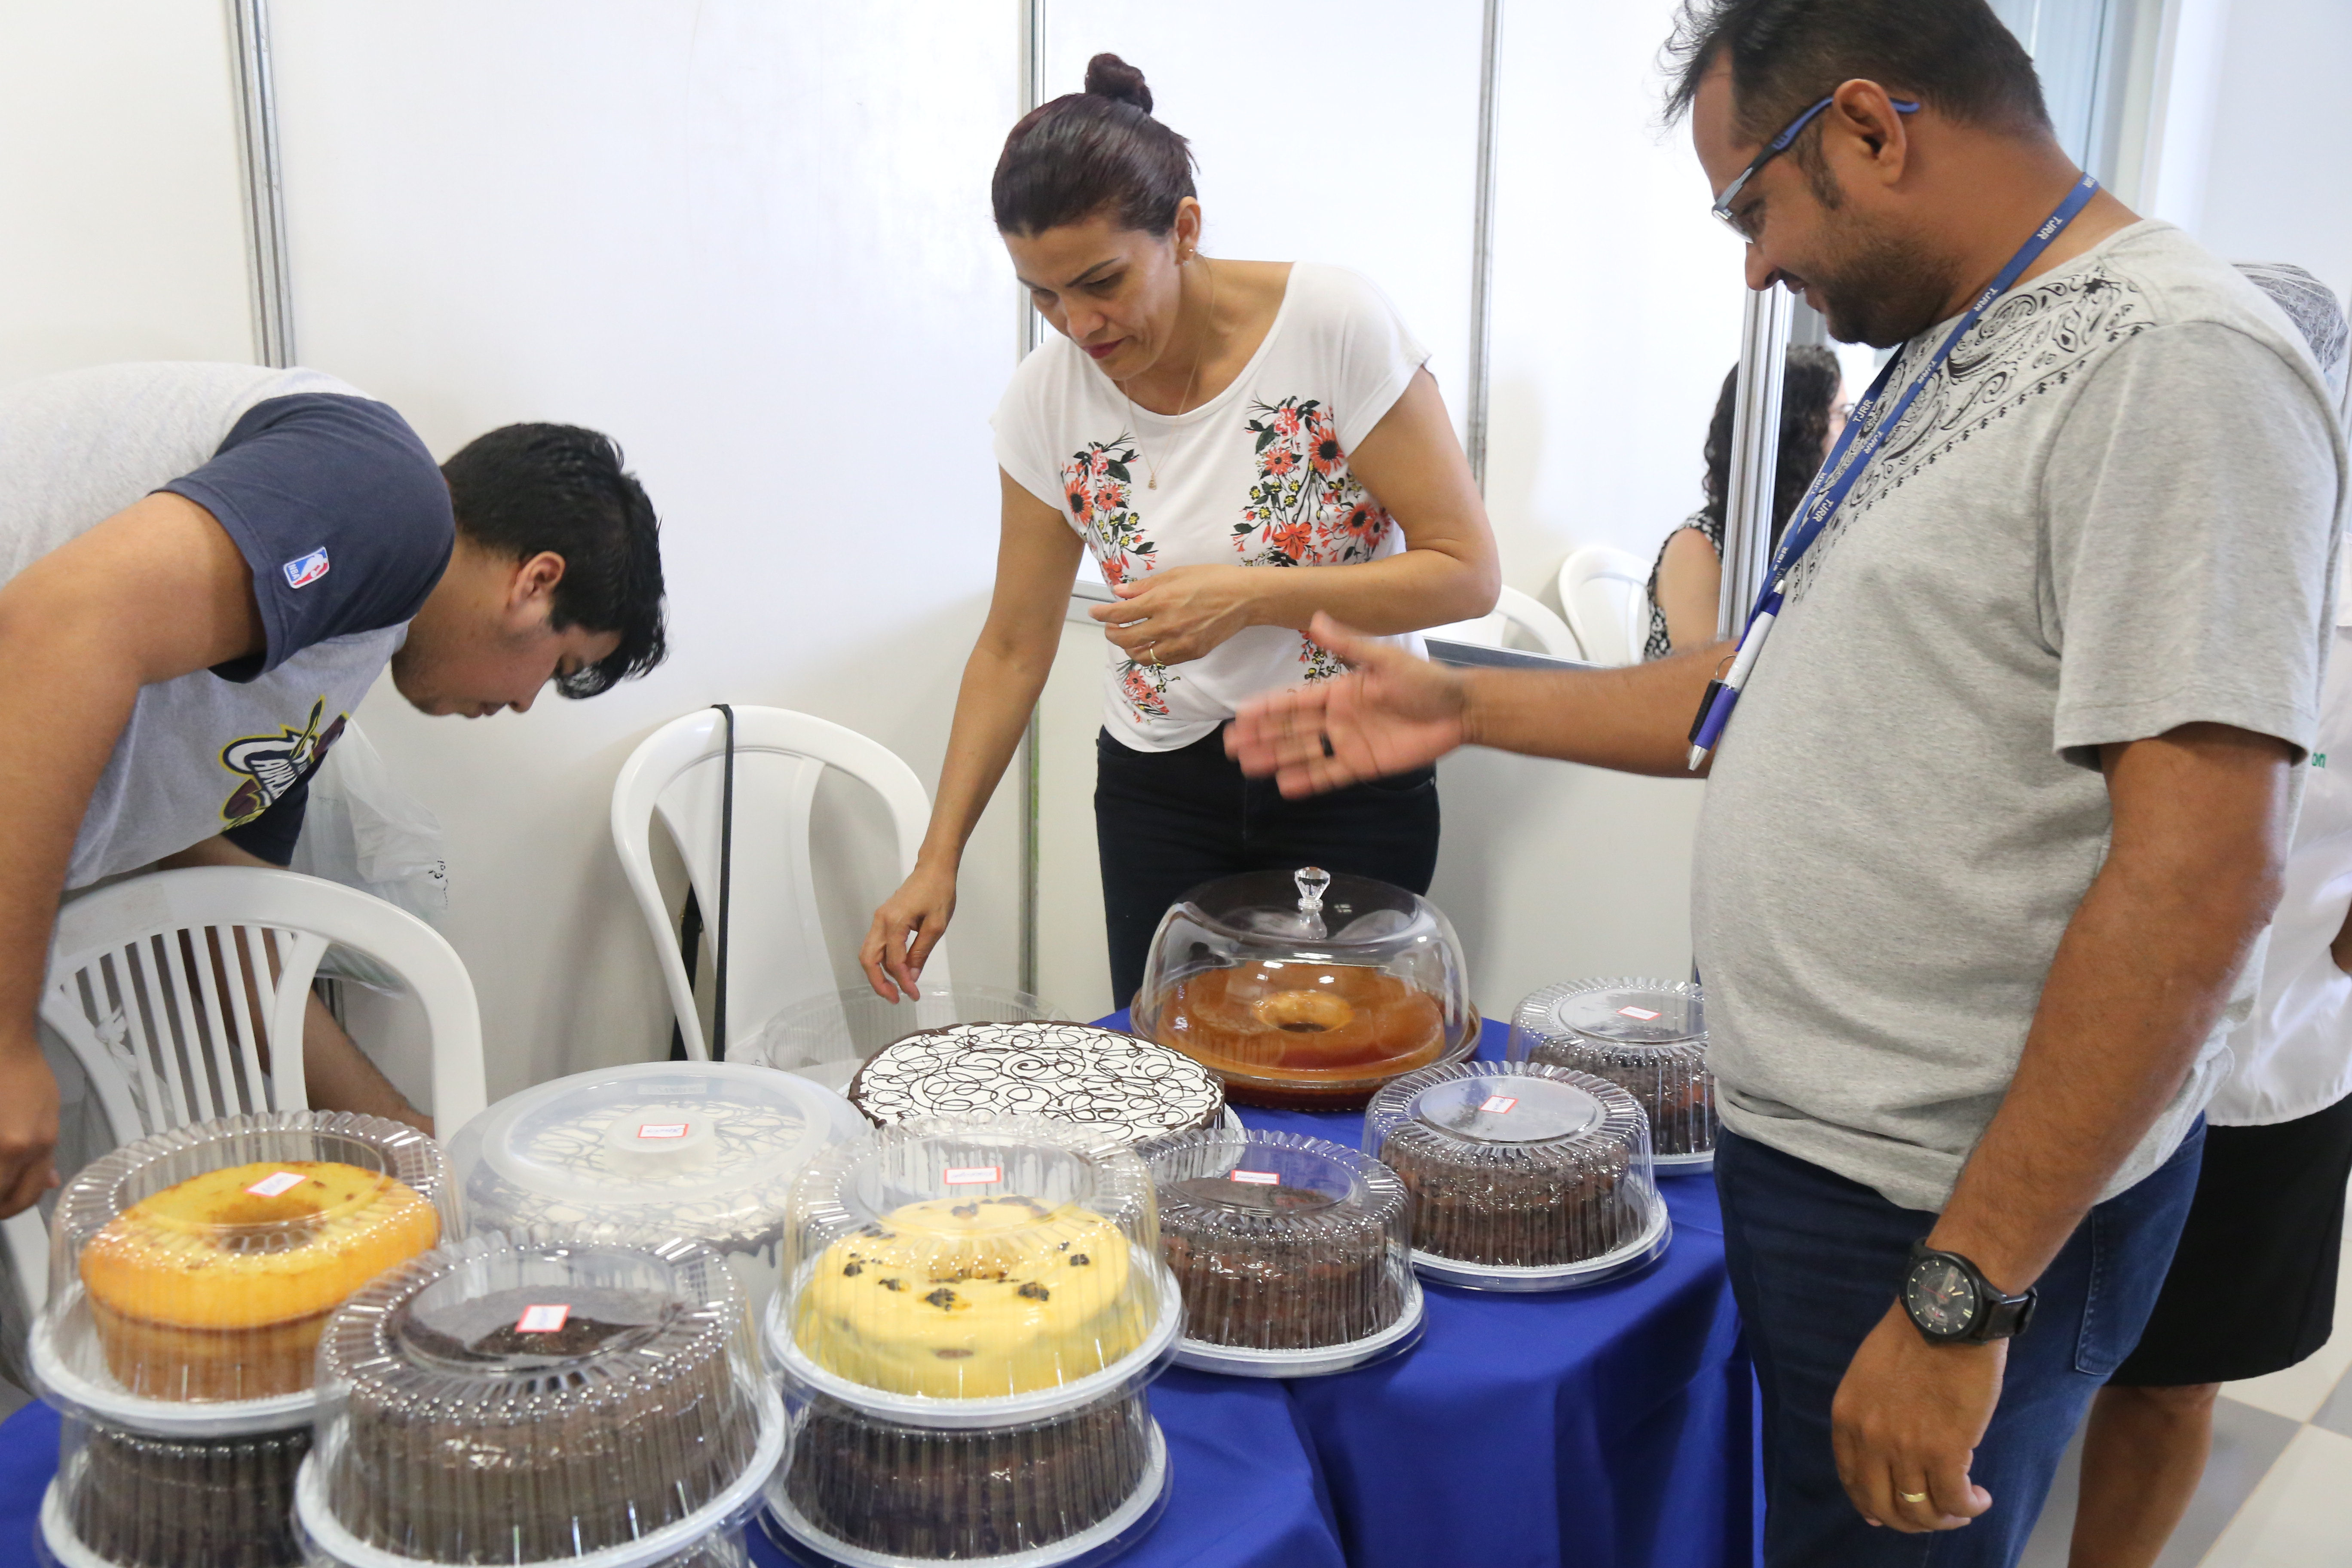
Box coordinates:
[1237,396,1398,680]
[219,697,347,826]
[1060,435,1174,720]
[1784,269,2154,606]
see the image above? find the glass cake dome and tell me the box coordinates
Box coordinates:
[1364,1061,1670,1292]
[295,1231,780,1568]
[1132,867,1477,1110]
[1508,978,1717,1168]
[445,1061,869,1313]
[31,1111,457,1439]
[1143,1128,1421,1377]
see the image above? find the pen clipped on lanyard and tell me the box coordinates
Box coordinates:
[1686,579,1782,770]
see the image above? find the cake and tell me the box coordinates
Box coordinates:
[315,1241,765,1563]
[781,1389,1155,1558]
[78,1159,439,1400]
[846,1021,1223,1146]
[793,1194,1145,1397]
[1366,1066,1651,1270]
[1510,980,1717,1158]
[1149,962,1449,1109]
[60,1421,308,1568]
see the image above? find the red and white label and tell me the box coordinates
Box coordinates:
[1229,1170,1280,1185]
[515,1304,572,1334]
[942,1165,1001,1186]
[635,1122,689,1140]
[244,1170,306,1198]
[1479,1095,1519,1115]
[1616,1006,1663,1021]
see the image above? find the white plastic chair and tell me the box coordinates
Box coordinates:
[612,706,951,1063]
[1557,546,1654,668]
[2,866,490,1315]
[1425,584,1585,661]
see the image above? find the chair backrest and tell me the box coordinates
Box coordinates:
[610,706,949,1062]
[1424,584,1584,661]
[3,866,491,1314]
[1557,546,1654,668]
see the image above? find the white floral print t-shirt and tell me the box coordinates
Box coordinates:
[994,262,1430,752]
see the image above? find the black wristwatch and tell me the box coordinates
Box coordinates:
[1900,1242,2037,1345]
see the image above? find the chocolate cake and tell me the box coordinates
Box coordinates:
[59,1420,308,1568]
[1366,1065,1653,1269]
[1510,980,1717,1158]
[847,1022,1224,1147]
[780,1389,1155,1558]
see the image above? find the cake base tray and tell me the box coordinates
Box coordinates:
[291,1377,784,1568]
[1652,1148,1714,1173]
[1410,1200,1672,1293]
[1170,1271,1424,1378]
[760,1418,1170,1568]
[29,1294,320,1439]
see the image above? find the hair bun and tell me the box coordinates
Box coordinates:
[1083,53,1153,113]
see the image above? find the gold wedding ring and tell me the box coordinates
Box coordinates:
[1896,1491,1929,1504]
[1147,642,1164,670]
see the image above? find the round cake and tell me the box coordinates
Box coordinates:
[1366,1064,1652,1270]
[781,1388,1154,1559]
[846,1021,1223,1147]
[794,1194,1143,1398]
[57,1419,308,1568]
[314,1237,765,1564]
[1149,963,1447,1109]
[1510,979,1716,1158]
[78,1159,439,1402]
[1145,1131,1408,1353]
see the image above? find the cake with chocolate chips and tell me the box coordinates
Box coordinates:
[846,1021,1223,1148]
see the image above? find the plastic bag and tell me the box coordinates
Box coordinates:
[288,720,448,992]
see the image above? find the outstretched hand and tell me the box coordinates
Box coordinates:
[1225,614,1471,796]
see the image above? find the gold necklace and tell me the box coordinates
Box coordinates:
[1121,256,1217,490]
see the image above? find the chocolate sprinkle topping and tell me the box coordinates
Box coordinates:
[1017,1281,1050,1301]
[880,1278,906,1292]
[842,1262,863,1277]
[924,1287,958,1310]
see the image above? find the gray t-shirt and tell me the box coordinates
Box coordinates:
[1693,222,2349,1214]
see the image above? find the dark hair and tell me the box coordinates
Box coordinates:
[1700,345,1842,550]
[992,53,1197,237]
[1662,0,2050,150]
[440,423,667,697]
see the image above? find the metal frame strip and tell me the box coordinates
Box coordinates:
[1016,0,1047,997]
[1466,0,1504,490]
[1717,286,1793,641]
[228,0,296,369]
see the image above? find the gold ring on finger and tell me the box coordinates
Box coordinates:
[1896,1491,1928,1504]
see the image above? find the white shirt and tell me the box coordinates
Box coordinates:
[994,263,1429,751]
[2211,553,2352,1125]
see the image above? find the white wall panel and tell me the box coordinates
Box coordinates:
[268,1,1024,1096]
[0,3,251,382]
[2192,0,2351,300]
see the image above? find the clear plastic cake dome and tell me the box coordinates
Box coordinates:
[1143,1129,1421,1377]
[31,1111,456,1437]
[38,1413,310,1568]
[1363,1061,1669,1292]
[744,984,1066,1096]
[772,1115,1180,1421]
[843,1020,1227,1149]
[1132,867,1477,1111]
[296,1231,781,1568]
[445,1060,868,1313]
[1508,978,1717,1167]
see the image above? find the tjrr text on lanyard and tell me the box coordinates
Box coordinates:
[1686,173,2102,770]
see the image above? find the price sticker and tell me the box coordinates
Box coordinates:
[943,1165,1001,1186]
[1229,1170,1280,1185]
[1616,1006,1663,1021]
[1479,1095,1519,1115]
[514,1304,572,1335]
[636,1122,689,1140]
[244,1171,306,1198]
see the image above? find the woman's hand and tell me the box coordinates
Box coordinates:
[859,861,959,1003]
[1091,564,1264,666]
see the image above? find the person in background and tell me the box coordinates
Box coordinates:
[1223,2,2346,1563]
[0,362,668,1217]
[2068,263,2352,1568]
[1645,344,1844,657]
[859,53,1498,1010]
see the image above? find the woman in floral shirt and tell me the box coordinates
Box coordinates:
[860,53,1498,1007]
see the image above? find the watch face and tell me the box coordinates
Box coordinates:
[1905,1255,1979,1338]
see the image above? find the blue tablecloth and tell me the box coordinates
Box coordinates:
[1111,1009,1759,1568]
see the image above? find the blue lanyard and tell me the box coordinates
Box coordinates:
[1687,174,2102,768]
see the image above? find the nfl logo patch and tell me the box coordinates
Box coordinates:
[282,548,330,589]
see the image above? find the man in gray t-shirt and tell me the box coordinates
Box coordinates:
[1225,4,2344,1565]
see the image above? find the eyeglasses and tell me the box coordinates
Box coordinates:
[1710,95,1921,241]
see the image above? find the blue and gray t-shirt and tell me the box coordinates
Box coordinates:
[0,361,454,886]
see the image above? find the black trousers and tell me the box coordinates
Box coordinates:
[1093,726,1441,1009]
